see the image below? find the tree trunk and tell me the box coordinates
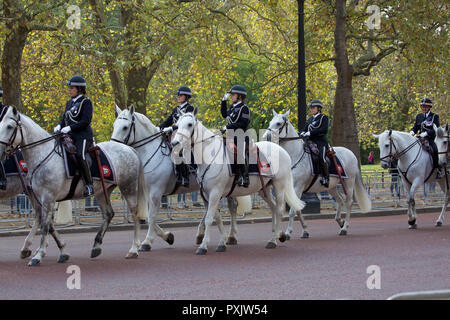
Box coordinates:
[331,0,361,163]
[1,19,29,111]
[125,66,151,115]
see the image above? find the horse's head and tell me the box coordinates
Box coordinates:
[373,130,394,169]
[171,107,198,149]
[435,123,449,167]
[262,109,291,142]
[111,105,136,145]
[0,106,22,160]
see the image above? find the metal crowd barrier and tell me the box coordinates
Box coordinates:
[0,170,447,232]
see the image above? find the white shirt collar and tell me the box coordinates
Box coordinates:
[424,111,431,118]
[233,101,242,107]
[179,102,188,108]
[313,112,321,119]
[72,95,83,102]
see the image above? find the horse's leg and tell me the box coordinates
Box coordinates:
[435,180,449,227]
[91,189,115,258]
[196,198,208,245]
[338,179,355,236]
[406,180,420,229]
[226,196,238,245]
[328,187,344,229]
[28,202,53,266]
[260,189,283,249]
[20,204,41,259]
[215,210,228,252]
[48,221,70,263]
[196,192,221,255]
[285,184,308,240]
[139,192,174,252]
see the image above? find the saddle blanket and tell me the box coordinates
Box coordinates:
[62,146,116,184]
[308,153,348,179]
[225,141,274,178]
[3,149,28,176]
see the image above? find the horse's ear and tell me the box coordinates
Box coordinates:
[437,127,444,138]
[372,133,380,139]
[284,110,291,117]
[193,106,198,116]
[129,105,135,115]
[272,109,278,117]
[446,123,449,133]
[115,104,122,117]
[388,129,392,136]
[12,106,18,116]
[433,123,438,134]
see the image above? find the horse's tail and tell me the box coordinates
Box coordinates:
[236,195,252,214]
[354,170,372,213]
[136,159,149,220]
[54,200,73,225]
[284,172,306,211]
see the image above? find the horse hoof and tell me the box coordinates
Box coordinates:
[436,221,443,227]
[265,242,277,249]
[216,245,226,252]
[301,231,309,239]
[408,219,416,226]
[285,234,291,241]
[57,254,70,263]
[339,230,347,236]
[139,244,151,252]
[226,237,238,245]
[196,235,204,245]
[90,247,102,258]
[20,249,32,259]
[166,233,175,245]
[196,248,207,255]
[408,224,417,230]
[279,233,287,243]
[125,252,138,259]
[28,259,40,267]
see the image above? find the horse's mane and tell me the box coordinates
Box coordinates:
[131,111,159,135]
[15,110,50,138]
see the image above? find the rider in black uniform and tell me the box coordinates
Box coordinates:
[410,98,441,179]
[159,86,194,187]
[0,85,7,189]
[54,76,94,197]
[300,100,330,188]
[221,85,251,187]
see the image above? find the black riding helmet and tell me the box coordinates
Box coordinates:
[309,99,323,109]
[420,98,432,108]
[176,86,192,99]
[228,85,247,99]
[67,75,86,95]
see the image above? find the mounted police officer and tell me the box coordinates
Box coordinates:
[0,85,7,189]
[54,76,94,197]
[221,85,251,187]
[300,99,330,188]
[159,86,194,187]
[410,98,441,178]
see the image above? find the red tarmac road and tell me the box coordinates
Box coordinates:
[0,212,449,300]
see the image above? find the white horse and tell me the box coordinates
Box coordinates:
[0,106,148,266]
[373,129,449,228]
[434,124,450,225]
[111,106,250,249]
[172,108,305,254]
[263,110,371,237]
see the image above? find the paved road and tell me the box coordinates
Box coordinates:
[0,212,449,300]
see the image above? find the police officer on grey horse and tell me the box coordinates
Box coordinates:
[159,86,194,187]
[300,99,330,188]
[54,75,94,197]
[410,98,441,179]
[0,85,7,189]
[221,85,251,187]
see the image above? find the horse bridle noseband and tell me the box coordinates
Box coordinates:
[379,129,421,163]
[0,114,24,156]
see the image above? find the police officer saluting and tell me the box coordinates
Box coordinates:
[300,99,330,188]
[0,85,7,189]
[159,86,194,187]
[221,85,251,187]
[54,76,94,197]
[410,98,441,178]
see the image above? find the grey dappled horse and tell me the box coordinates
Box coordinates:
[374,129,449,228]
[112,106,249,249]
[0,106,148,266]
[172,108,305,255]
[263,110,371,237]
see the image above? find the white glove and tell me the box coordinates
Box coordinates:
[54,125,61,133]
[222,93,230,101]
[409,131,415,136]
[419,132,428,138]
[61,126,71,134]
[303,131,311,137]
[163,127,173,133]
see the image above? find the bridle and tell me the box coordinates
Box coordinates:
[0,114,24,156]
[111,116,136,146]
[379,129,421,164]
[111,115,164,149]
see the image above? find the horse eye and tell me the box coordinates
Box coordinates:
[188,123,193,128]
[385,144,389,148]
[7,125,13,130]
[123,126,128,131]
[277,122,282,126]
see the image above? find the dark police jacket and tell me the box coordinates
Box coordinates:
[411,112,440,141]
[302,113,329,148]
[59,95,93,142]
[159,102,194,129]
[0,103,6,121]
[221,101,250,131]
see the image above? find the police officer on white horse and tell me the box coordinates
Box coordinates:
[221,85,251,187]
[300,99,330,188]
[54,75,94,197]
[410,97,441,179]
[159,86,194,187]
[0,85,7,189]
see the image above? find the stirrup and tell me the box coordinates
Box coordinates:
[83,184,94,197]
[320,176,329,188]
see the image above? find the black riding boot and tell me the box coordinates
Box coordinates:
[0,163,6,190]
[431,142,442,179]
[176,163,189,187]
[80,159,94,197]
[319,160,329,188]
